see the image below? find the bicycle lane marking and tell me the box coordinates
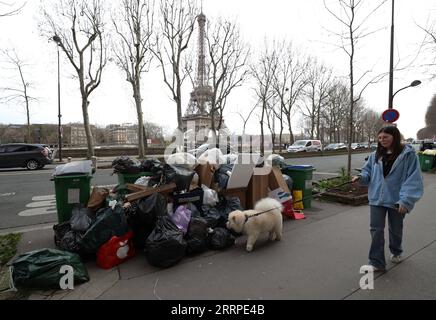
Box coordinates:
[18,195,57,217]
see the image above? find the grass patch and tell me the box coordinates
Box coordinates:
[0,233,22,266]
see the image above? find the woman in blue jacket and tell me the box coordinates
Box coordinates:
[353,126,424,272]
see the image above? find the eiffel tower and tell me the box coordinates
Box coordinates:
[182,11,222,139]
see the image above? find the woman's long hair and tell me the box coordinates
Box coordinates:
[376,126,404,161]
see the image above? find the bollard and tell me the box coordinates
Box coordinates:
[68,157,72,163]
[91,156,98,172]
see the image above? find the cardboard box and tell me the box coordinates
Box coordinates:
[195,163,215,188]
[269,167,291,194]
[246,174,269,209]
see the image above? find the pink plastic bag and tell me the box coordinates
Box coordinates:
[171,205,192,235]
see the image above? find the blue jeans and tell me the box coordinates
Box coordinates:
[369,206,405,269]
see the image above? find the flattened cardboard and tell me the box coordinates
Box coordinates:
[246,174,269,209]
[269,167,291,194]
[195,163,215,188]
[226,154,260,189]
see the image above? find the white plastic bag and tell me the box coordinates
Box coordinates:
[166,153,198,170]
[202,185,219,206]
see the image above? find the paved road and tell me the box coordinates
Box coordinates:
[0,166,117,230]
[0,152,371,231]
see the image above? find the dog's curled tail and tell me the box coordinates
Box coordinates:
[254,198,283,213]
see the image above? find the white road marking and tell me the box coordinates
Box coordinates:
[32,195,56,201]
[0,171,52,176]
[0,192,16,197]
[315,172,340,176]
[18,207,57,217]
[26,200,56,208]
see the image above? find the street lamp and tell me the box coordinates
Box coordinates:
[392,80,422,102]
[52,35,62,162]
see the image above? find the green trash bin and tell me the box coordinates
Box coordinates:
[282,165,315,209]
[52,174,92,223]
[419,154,435,172]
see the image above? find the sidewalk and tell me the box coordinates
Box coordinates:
[9,173,436,300]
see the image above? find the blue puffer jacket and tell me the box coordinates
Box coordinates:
[359,144,424,212]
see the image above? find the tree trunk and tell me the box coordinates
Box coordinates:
[279,106,283,152]
[176,83,183,131]
[287,114,294,145]
[82,97,95,159]
[25,97,30,143]
[260,100,266,156]
[211,107,217,143]
[134,82,146,159]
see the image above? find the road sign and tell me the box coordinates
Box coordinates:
[382,109,400,123]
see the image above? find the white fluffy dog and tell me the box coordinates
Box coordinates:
[226,198,283,252]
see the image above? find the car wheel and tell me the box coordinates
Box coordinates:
[26,160,39,170]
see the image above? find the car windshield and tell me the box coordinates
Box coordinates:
[293,141,307,146]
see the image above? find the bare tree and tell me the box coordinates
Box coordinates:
[205,17,250,140]
[265,96,280,152]
[323,81,349,143]
[112,0,154,159]
[324,0,387,176]
[41,0,107,158]
[418,19,436,78]
[301,60,332,140]
[361,108,384,144]
[273,42,310,148]
[151,0,197,131]
[251,45,278,155]
[0,49,38,143]
[0,1,25,17]
[235,105,257,137]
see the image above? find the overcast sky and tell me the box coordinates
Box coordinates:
[0,0,435,139]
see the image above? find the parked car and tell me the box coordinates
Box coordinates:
[351,143,367,150]
[0,144,53,170]
[287,140,322,153]
[324,143,348,151]
[370,142,378,150]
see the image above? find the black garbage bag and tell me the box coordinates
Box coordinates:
[223,197,244,213]
[70,206,95,233]
[202,196,244,228]
[59,231,84,254]
[53,222,72,247]
[283,174,293,192]
[201,205,223,229]
[80,205,129,254]
[207,228,236,250]
[214,164,234,189]
[112,156,142,174]
[148,164,176,187]
[186,202,201,218]
[141,159,162,172]
[128,193,167,249]
[145,216,187,268]
[185,218,209,255]
[11,249,89,290]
